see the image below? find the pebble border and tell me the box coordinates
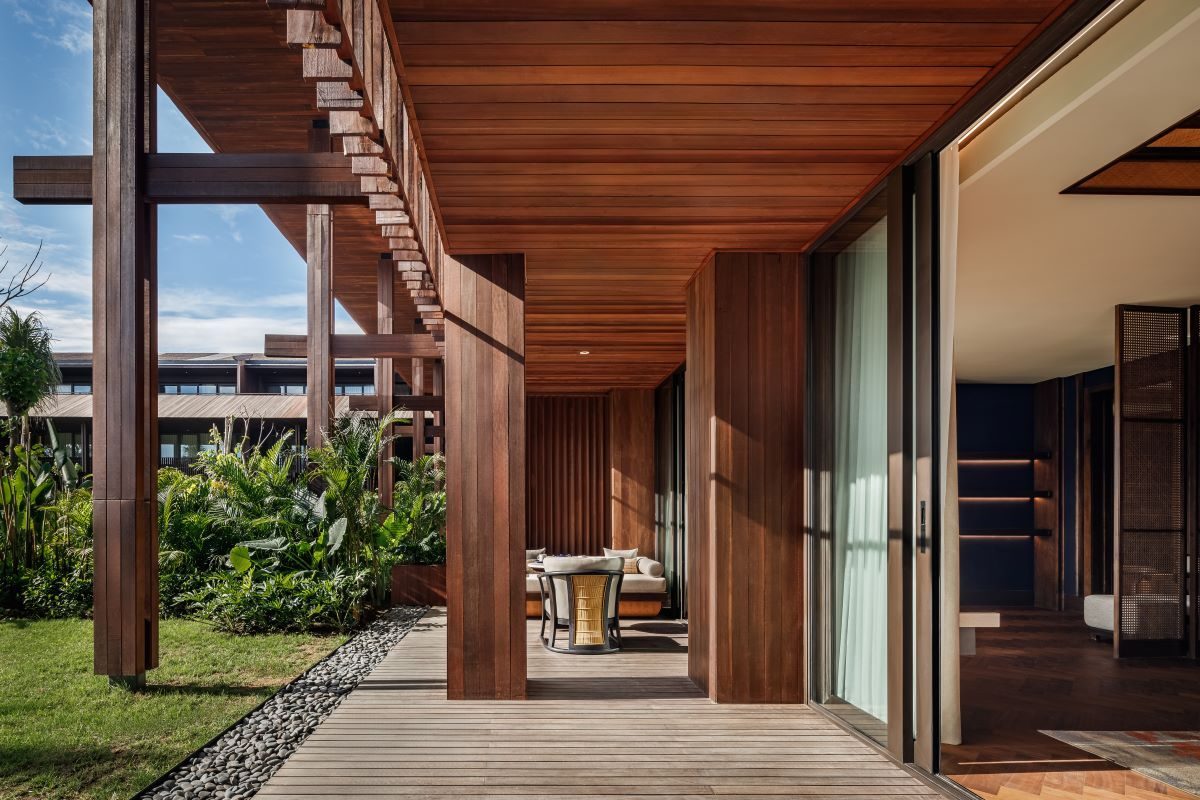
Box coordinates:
[138,606,427,800]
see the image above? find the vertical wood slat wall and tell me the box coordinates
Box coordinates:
[1114,305,1188,657]
[610,389,656,555]
[686,252,806,703]
[526,395,610,557]
[444,253,526,700]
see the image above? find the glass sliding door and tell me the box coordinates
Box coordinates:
[655,367,686,618]
[810,194,890,744]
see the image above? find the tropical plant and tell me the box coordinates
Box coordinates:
[304,411,398,605]
[0,441,55,572]
[383,454,446,566]
[0,309,60,449]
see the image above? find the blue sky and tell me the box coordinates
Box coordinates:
[0,0,359,353]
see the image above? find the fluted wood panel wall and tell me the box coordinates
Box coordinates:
[527,395,611,555]
[610,389,656,555]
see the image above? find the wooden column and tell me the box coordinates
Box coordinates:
[306,204,334,451]
[306,119,333,452]
[432,360,444,454]
[92,0,158,684]
[376,253,395,508]
[609,389,655,555]
[411,357,426,459]
[686,252,805,703]
[444,253,526,700]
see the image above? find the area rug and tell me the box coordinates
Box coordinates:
[1042,730,1200,796]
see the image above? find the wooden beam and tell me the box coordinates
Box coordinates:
[12,154,367,205]
[349,393,443,413]
[306,204,334,450]
[92,0,158,684]
[377,253,395,508]
[264,332,443,360]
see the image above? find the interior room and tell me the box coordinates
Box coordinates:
[941,2,1200,798]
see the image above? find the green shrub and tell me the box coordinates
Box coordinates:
[186,568,367,634]
[384,454,446,567]
[21,559,92,618]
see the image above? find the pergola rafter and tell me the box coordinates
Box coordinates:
[269,0,450,335]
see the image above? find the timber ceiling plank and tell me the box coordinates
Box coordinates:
[152,0,1075,392]
[388,0,1071,391]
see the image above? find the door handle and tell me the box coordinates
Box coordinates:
[918,500,928,554]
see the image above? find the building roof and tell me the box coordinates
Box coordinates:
[22,393,358,421]
[53,352,376,368]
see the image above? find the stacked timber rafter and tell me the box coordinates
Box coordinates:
[270,0,448,338]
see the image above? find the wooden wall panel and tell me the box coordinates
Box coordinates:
[609,389,656,555]
[526,395,610,556]
[686,252,805,703]
[92,0,158,682]
[685,260,714,696]
[445,253,526,700]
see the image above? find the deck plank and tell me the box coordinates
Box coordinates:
[257,608,940,799]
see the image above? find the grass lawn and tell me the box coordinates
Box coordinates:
[0,618,346,800]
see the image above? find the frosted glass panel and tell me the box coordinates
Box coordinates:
[818,218,889,741]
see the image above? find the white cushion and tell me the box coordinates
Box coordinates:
[543,555,622,573]
[620,574,667,593]
[525,548,546,562]
[1084,594,1114,632]
[526,573,666,595]
[603,547,638,559]
[637,557,664,578]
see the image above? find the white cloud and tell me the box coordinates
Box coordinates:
[158,286,305,317]
[8,302,91,350]
[159,315,306,353]
[172,233,210,244]
[11,0,92,54]
[213,205,246,243]
[53,23,90,54]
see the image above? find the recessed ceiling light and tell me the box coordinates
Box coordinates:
[578,350,590,355]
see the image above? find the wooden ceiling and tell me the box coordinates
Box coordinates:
[155,0,1077,392]
[390,0,1075,391]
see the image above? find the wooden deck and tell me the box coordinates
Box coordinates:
[258,608,941,799]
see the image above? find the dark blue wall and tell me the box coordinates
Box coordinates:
[1062,378,1078,599]
[958,383,1035,607]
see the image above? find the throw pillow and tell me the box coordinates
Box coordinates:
[623,558,639,574]
[603,547,638,559]
[525,548,546,562]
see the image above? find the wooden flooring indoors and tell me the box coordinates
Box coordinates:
[943,608,1200,800]
[258,607,942,799]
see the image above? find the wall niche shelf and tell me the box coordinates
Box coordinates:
[961,529,1052,538]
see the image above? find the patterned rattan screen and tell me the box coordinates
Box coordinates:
[1116,306,1188,651]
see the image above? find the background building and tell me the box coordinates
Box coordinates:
[32,353,416,471]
